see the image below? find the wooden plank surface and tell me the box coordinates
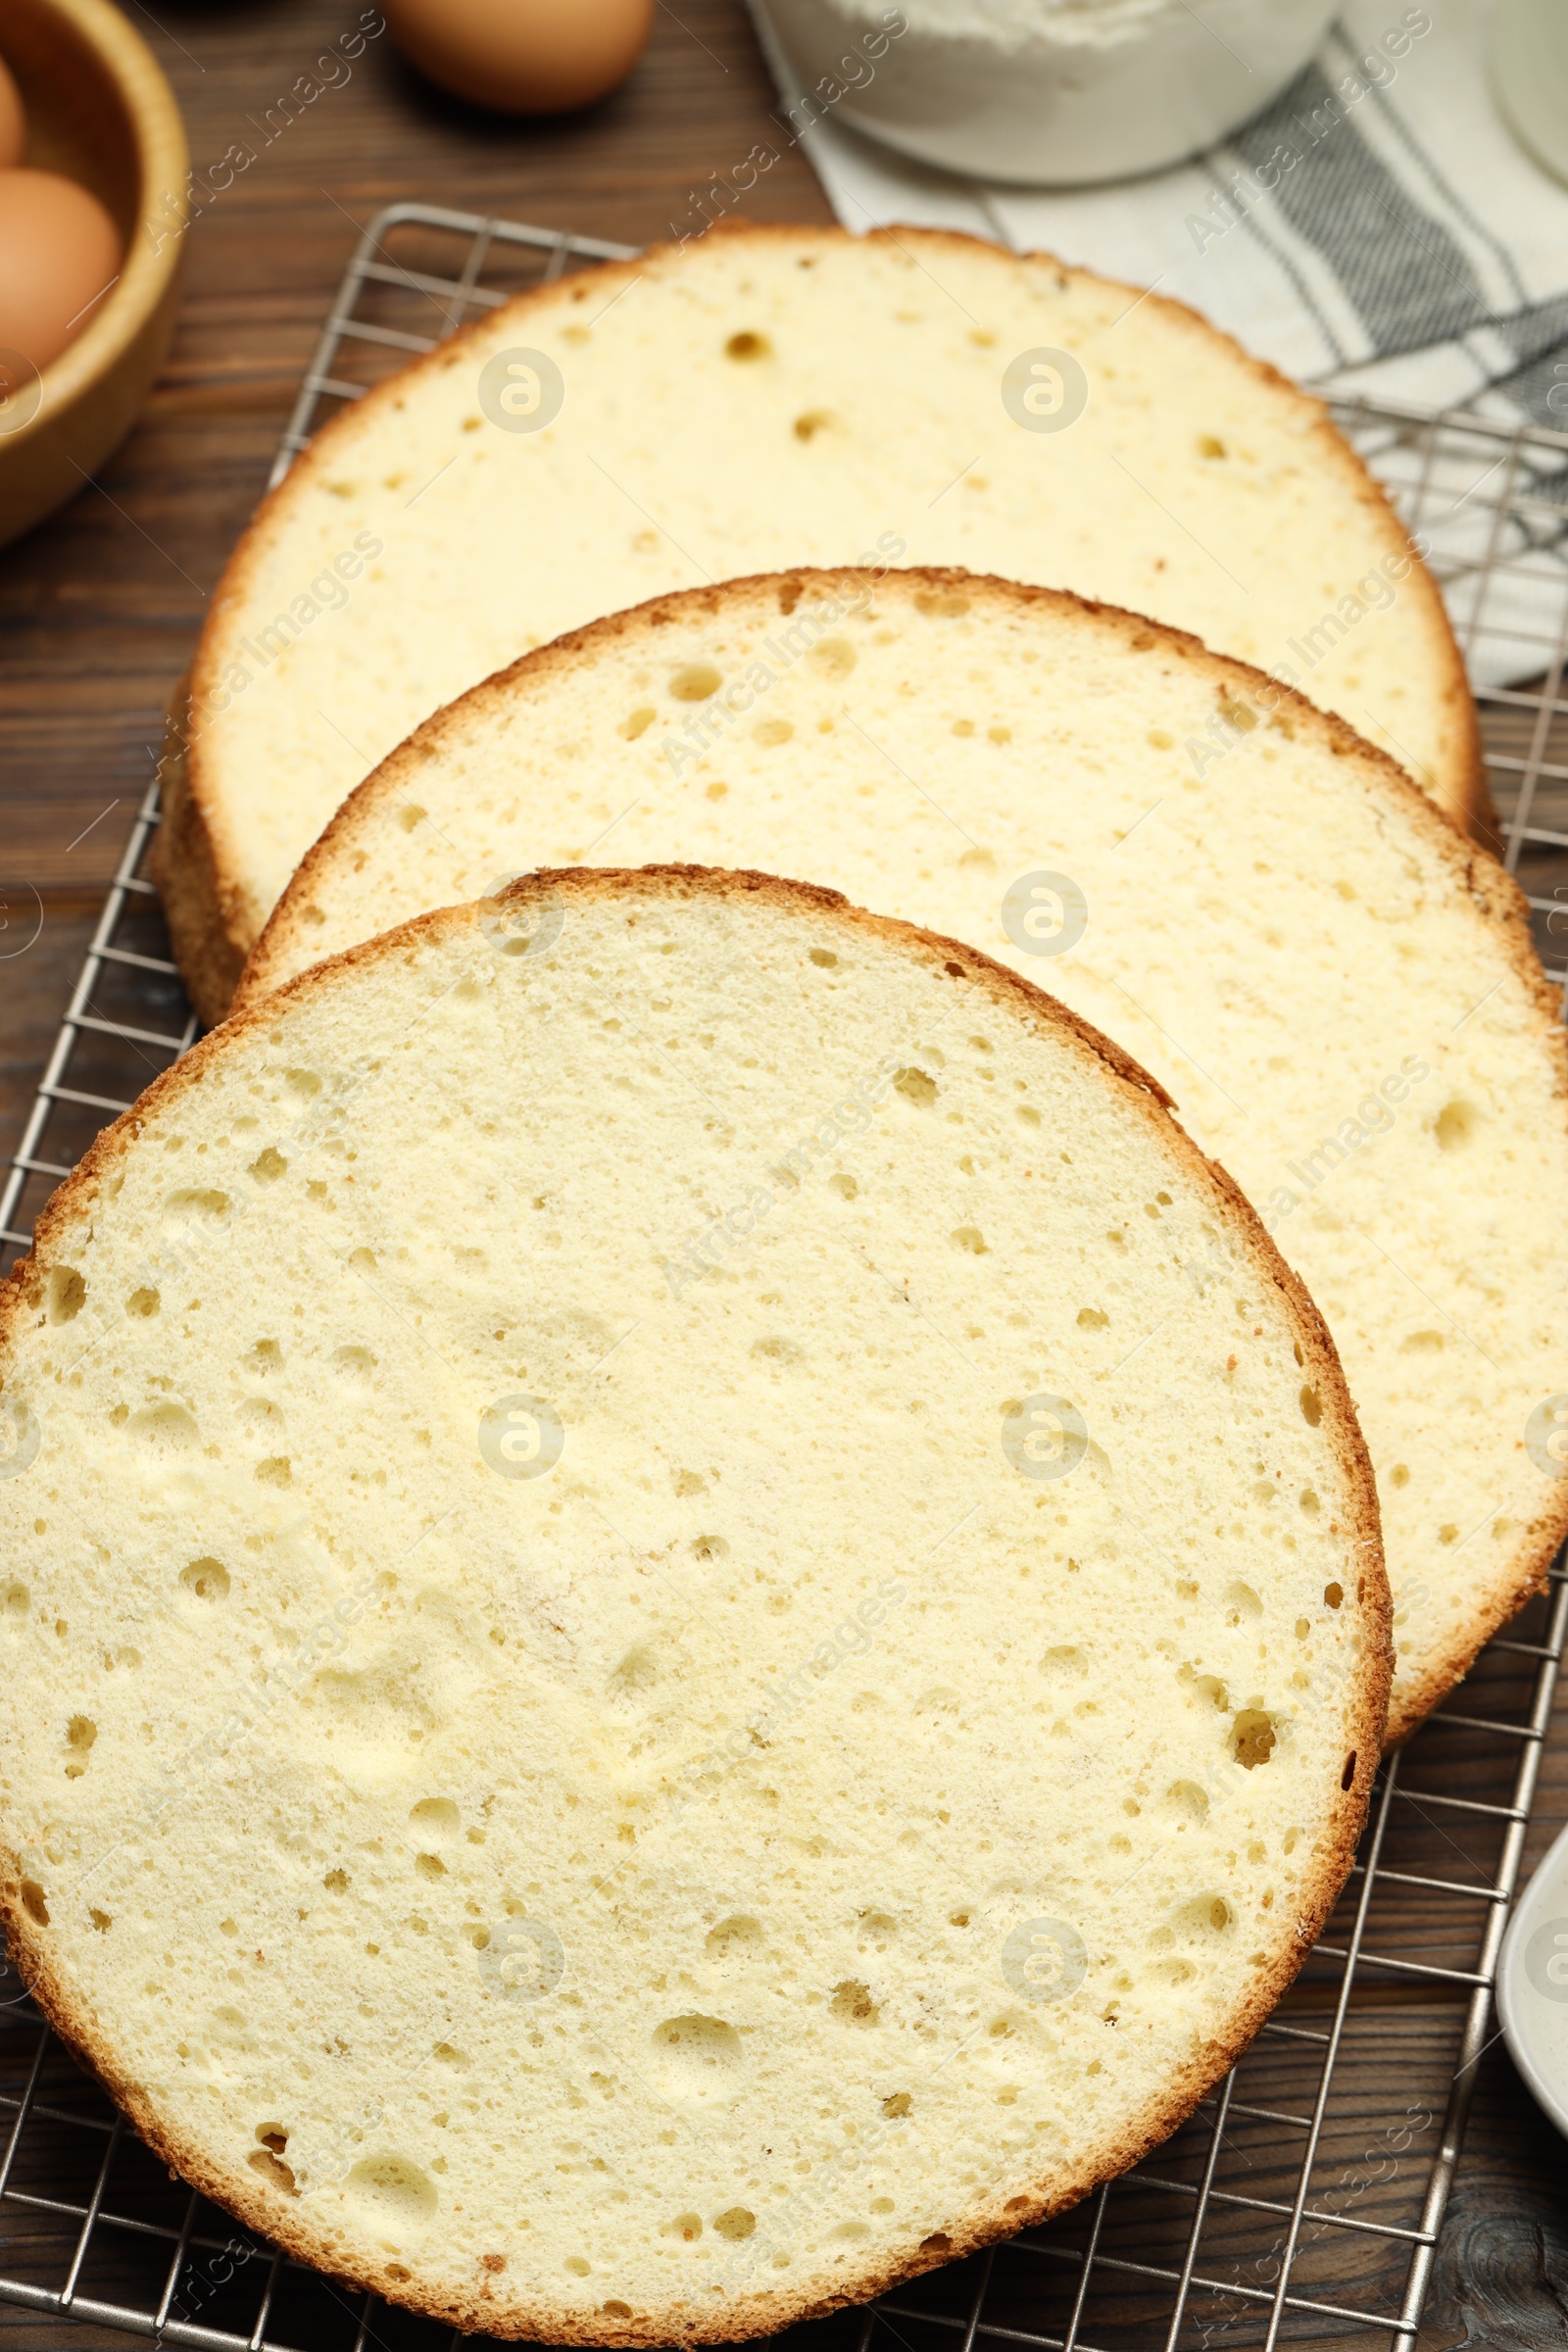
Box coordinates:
[1,4,1566,2345]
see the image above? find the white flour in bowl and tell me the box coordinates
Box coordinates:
[760,0,1337,183]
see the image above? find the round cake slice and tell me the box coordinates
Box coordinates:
[159,220,1478,1022]
[237,570,1568,1744]
[0,869,1387,2342]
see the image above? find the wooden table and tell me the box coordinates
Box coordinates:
[0,6,1565,2346]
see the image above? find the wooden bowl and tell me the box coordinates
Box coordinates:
[0,0,187,549]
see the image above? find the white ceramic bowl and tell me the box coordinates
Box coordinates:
[1497,1817,1568,2140]
[1491,0,1568,190]
[760,0,1338,187]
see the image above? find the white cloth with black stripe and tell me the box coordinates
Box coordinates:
[749,0,1568,418]
[745,0,1568,686]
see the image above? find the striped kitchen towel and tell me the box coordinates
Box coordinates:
[745,0,1568,684]
[747,0,1568,416]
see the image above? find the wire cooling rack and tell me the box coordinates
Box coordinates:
[2,203,1568,2352]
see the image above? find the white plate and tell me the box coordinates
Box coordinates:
[1496,1817,1568,2139]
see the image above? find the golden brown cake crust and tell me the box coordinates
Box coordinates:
[149,679,248,1028]
[0,863,1393,2344]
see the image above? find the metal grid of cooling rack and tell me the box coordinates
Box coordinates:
[2,204,1568,2352]
[269,201,639,492]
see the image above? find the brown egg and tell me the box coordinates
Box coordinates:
[0,52,24,171]
[384,0,653,115]
[0,169,122,373]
